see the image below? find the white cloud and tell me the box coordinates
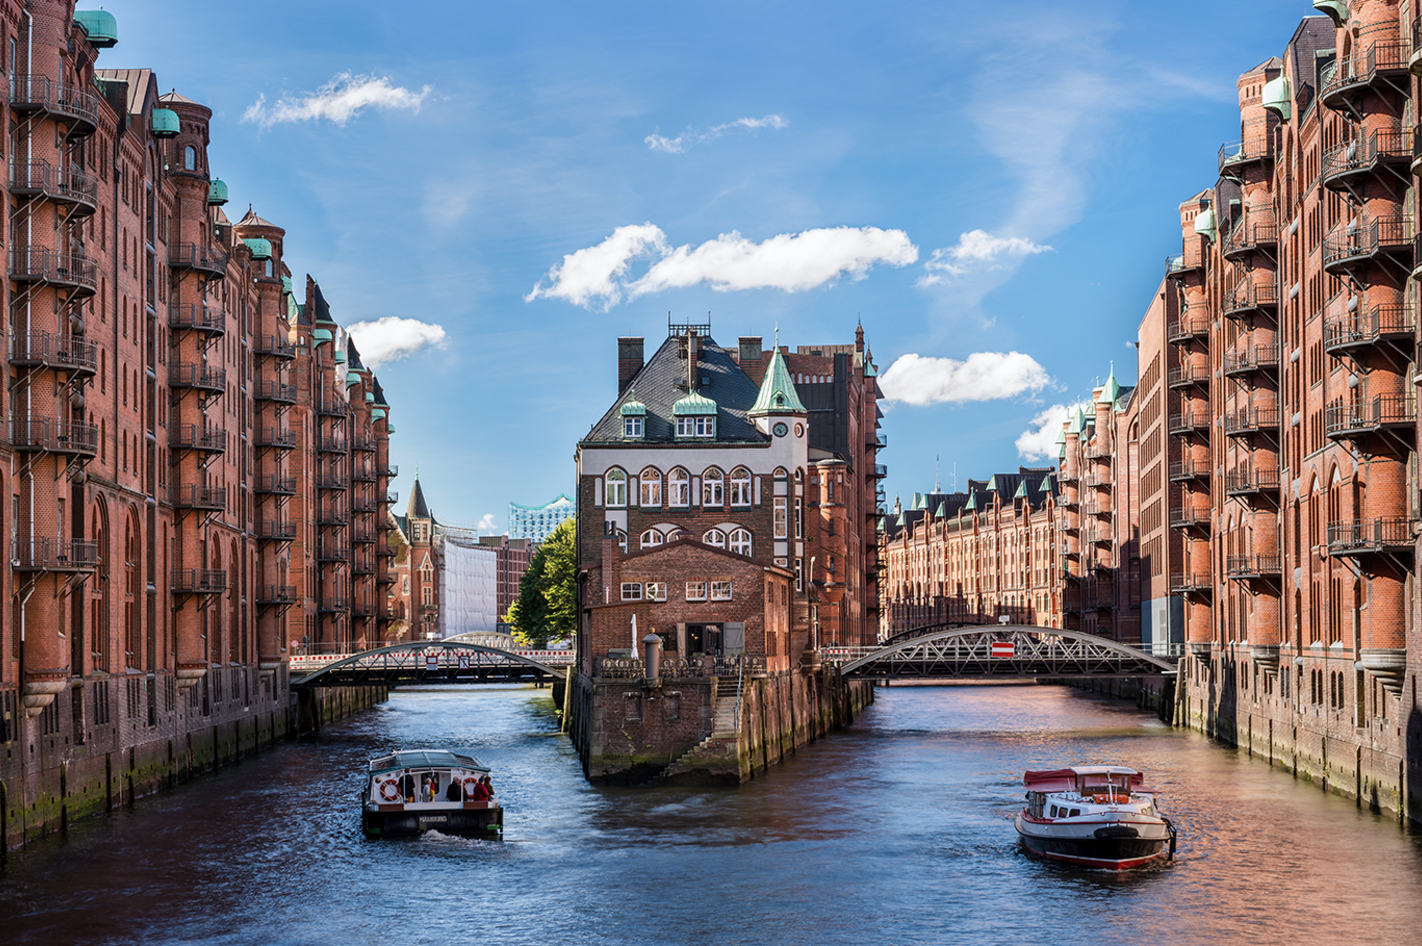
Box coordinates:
[918,229,1052,286]
[243,73,432,129]
[878,351,1051,406]
[477,514,499,534]
[1015,404,1072,461]
[526,224,916,310]
[646,114,788,153]
[347,317,447,368]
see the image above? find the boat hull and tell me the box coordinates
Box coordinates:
[361,800,504,839]
[1015,815,1172,870]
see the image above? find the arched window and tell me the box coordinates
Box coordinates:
[605,468,627,507]
[730,467,752,506]
[728,528,752,556]
[640,529,663,549]
[702,468,724,507]
[668,467,690,507]
[703,528,727,548]
[639,467,662,507]
[794,468,804,483]
[774,466,788,479]
[616,529,628,553]
[184,145,196,171]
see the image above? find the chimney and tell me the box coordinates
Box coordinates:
[738,336,764,384]
[686,329,700,392]
[601,524,622,604]
[617,337,644,394]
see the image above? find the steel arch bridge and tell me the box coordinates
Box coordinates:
[832,625,1179,680]
[290,640,570,689]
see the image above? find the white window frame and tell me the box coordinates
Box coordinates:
[703,528,726,549]
[668,468,690,507]
[623,416,643,438]
[621,582,643,601]
[728,528,752,557]
[710,580,732,601]
[703,469,724,507]
[645,581,668,601]
[774,497,788,539]
[639,468,661,506]
[640,529,663,549]
[730,467,752,506]
[685,580,707,602]
[605,469,627,507]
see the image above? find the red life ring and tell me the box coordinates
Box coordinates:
[462,776,479,794]
[378,778,402,802]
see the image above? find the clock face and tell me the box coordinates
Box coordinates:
[773,422,788,437]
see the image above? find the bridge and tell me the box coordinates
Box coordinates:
[823,625,1180,680]
[289,637,572,689]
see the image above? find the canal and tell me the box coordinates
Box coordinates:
[3,683,1421,944]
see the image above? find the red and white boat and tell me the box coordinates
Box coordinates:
[1014,765,1177,870]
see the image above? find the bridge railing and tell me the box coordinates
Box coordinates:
[288,641,575,674]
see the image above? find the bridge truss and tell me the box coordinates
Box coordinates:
[833,625,1179,680]
[290,641,569,689]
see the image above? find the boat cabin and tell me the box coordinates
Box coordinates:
[1022,766,1149,818]
[367,749,494,808]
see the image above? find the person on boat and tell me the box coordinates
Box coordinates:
[470,776,493,803]
[445,777,462,802]
[400,771,415,803]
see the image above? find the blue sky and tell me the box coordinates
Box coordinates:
[104,0,1309,528]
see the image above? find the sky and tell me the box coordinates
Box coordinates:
[98,0,1312,529]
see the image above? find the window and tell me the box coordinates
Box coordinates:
[640,529,663,549]
[184,146,196,171]
[774,497,788,538]
[728,528,752,556]
[668,468,690,506]
[795,558,803,591]
[677,415,715,438]
[685,581,707,601]
[703,528,726,548]
[605,469,627,507]
[645,581,668,601]
[730,467,752,506]
[616,529,628,552]
[703,468,724,507]
[795,497,803,539]
[710,580,732,601]
[623,415,643,438]
[621,582,643,601]
[422,587,433,606]
[640,467,661,506]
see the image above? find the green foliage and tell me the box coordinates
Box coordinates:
[504,517,577,648]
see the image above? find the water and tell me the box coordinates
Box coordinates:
[3,683,1421,945]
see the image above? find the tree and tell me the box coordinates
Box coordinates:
[503,517,577,647]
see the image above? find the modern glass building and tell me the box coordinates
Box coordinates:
[509,494,574,542]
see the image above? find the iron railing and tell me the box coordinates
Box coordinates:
[1324,394,1415,435]
[1327,517,1412,554]
[9,245,98,290]
[1322,215,1412,269]
[1322,305,1412,353]
[12,537,99,572]
[9,417,98,454]
[9,332,98,372]
[168,305,226,334]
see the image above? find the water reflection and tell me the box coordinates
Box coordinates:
[2,683,1421,945]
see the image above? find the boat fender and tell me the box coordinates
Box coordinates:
[1093,825,1139,840]
[379,778,402,803]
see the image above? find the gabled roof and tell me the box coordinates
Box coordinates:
[749,343,806,415]
[583,334,768,445]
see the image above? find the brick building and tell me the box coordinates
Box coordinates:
[1,3,396,847]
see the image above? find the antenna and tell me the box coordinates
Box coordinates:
[951,464,957,493]
[934,456,941,493]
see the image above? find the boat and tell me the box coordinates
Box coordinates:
[1014,765,1176,870]
[360,749,504,839]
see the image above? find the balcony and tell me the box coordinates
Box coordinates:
[352,495,378,513]
[1168,459,1211,482]
[1223,406,1279,437]
[1327,517,1413,557]
[1168,412,1211,434]
[9,75,101,136]
[1221,278,1279,320]
[254,380,298,404]
[258,585,298,606]
[257,520,297,541]
[1326,395,1415,443]
[10,417,98,456]
[255,475,297,495]
[1323,305,1412,357]
[1167,364,1209,388]
[167,304,226,335]
[170,424,226,454]
[353,530,377,545]
[172,569,226,595]
[379,463,399,478]
[1221,215,1279,262]
[352,464,377,482]
[170,485,226,511]
[254,427,296,450]
[353,436,377,453]
[317,508,348,527]
[1082,499,1112,517]
[1226,554,1283,580]
[9,161,98,214]
[1322,215,1412,275]
[868,433,887,451]
[1083,440,1111,459]
[377,545,397,560]
[1223,343,1280,377]
[1169,572,1212,594]
[1217,134,1272,175]
[318,544,351,562]
[316,433,348,454]
[1169,505,1211,530]
[1319,42,1408,113]
[1166,314,1210,342]
[317,473,350,491]
[353,601,377,618]
[254,335,296,359]
[169,363,226,394]
[12,537,99,573]
[1323,128,1411,192]
[319,597,351,613]
[10,246,98,295]
[317,398,349,417]
[1224,467,1281,498]
[10,332,98,375]
[169,242,228,277]
[1165,252,1203,280]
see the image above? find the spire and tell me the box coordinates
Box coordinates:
[407,476,431,521]
[1096,361,1121,405]
[748,329,806,415]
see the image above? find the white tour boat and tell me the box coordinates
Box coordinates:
[1014,765,1176,870]
[360,749,503,839]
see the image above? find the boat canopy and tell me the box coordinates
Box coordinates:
[368,749,488,775]
[1023,767,1146,793]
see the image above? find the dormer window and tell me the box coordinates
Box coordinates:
[673,391,717,439]
[620,393,647,440]
[624,415,643,438]
[676,415,714,438]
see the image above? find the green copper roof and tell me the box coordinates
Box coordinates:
[1262,75,1291,121]
[620,400,646,416]
[312,329,333,345]
[372,409,386,420]
[387,423,396,434]
[1313,1,1347,28]
[986,475,1000,492]
[365,392,375,403]
[207,179,228,206]
[895,510,906,527]
[1055,424,1067,445]
[1067,406,1086,434]
[334,349,347,364]
[748,343,806,415]
[672,391,718,415]
[1014,481,1028,499]
[964,492,978,512]
[1097,363,1120,405]
[151,108,179,138]
[347,371,362,386]
[75,10,119,47]
[934,501,947,517]
[1193,206,1217,243]
[281,276,294,294]
[243,237,272,260]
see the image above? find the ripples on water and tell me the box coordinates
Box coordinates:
[2,683,1420,945]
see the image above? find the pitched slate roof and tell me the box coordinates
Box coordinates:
[407,478,431,520]
[583,334,769,445]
